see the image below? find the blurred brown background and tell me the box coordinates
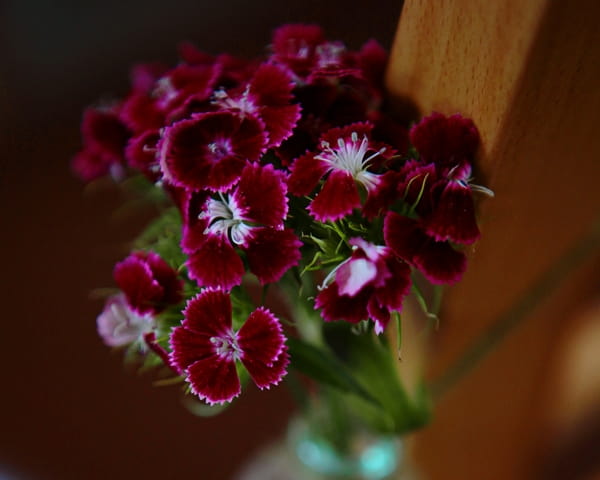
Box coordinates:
[0,1,403,479]
[3,1,600,479]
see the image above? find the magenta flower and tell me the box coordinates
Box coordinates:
[315,238,411,334]
[183,163,302,290]
[97,294,154,347]
[214,63,301,149]
[384,213,467,285]
[114,251,183,315]
[159,110,267,192]
[288,123,390,221]
[169,289,289,405]
[271,24,326,79]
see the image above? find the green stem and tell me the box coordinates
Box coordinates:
[431,219,600,399]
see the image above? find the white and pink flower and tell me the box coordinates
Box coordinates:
[315,238,411,334]
[97,294,154,348]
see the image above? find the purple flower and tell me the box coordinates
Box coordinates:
[315,238,411,334]
[97,294,154,347]
[169,289,289,405]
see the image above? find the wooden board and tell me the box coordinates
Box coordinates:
[386,1,600,478]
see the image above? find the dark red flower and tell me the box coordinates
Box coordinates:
[423,162,481,244]
[72,107,130,181]
[114,251,183,315]
[125,129,161,181]
[169,289,289,404]
[410,112,480,167]
[183,163,301,289]
[159,111,267,192]
[384,213,467,285]
[288,122,391,221]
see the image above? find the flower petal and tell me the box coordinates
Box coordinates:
[413,241,467,285]
[186,355,241,405]
[168,326,214,374]
[336,257,377,297]
[424,181,480,245]
[182,289,232,333]
[249,63,301,147]
[238,307,288,389]
[186,235,245,290]
[113,256,163,315]
[245,228,302,285]
[234,163,288,228]
[288,152,329,196]
[309,170,360,221]
[159,111,266,192]
[315,283,370,324]
[383,212,425,262]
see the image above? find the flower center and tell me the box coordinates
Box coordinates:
[316,42,345,68]
[201,195,253,245]
[207,138,233,160]
[213,87,257,117]
[315,132,384,191]
[210,330,241,361]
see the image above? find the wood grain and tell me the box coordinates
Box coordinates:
[386,1,600,478]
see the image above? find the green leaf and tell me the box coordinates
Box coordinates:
[287,337,381,408]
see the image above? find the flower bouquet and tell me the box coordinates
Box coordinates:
[75,24,491,478]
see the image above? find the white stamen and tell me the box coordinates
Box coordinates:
[210,330,241,360]
[315,132,384,191]
[201,195,254,245]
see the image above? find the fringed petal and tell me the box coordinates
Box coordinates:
[288,152,328,196]
[234,163,288,228]
[249,63,301,147]
[186,356,241,405]
[181,289,232,334]
[309,170,360,221]
[245,228,302,285]
[186,235,245,290]
[238,307,287,388]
